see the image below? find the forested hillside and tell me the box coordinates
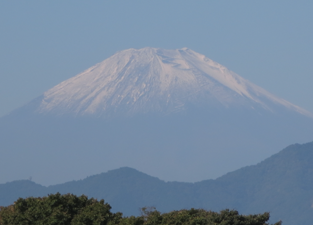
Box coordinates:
[1,141,313,225]
[0,193,281,225]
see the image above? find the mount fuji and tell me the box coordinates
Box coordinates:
[35,47,310,117]
[1,47,313,185]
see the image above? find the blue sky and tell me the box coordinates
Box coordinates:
[1,1,313,117]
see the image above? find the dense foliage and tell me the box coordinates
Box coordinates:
[0,193,114,225]
[0,193,281,225]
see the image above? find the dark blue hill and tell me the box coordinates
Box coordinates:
[1,141,313,225]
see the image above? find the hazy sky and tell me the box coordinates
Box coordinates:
[1,1,313,117]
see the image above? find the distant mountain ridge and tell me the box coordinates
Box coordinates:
[1,141,313,225]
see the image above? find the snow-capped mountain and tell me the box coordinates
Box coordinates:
[36,47,311,118]
[1,47,313,186]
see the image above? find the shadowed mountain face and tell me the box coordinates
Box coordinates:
[1,47,313,185]
[1,142,313,225]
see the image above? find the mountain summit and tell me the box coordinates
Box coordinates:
[1,47,313,185]
[36,47,311,118]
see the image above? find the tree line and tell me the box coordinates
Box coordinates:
[0,193,281,225]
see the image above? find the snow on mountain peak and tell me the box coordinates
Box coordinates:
[36,47,312,118]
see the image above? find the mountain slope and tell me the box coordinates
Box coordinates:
[35,47,311,117]
[195,141,313,224]
[1,142,313,225]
